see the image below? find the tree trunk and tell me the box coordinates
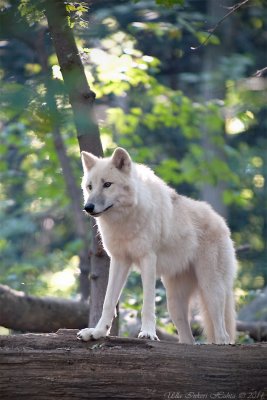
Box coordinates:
[88,224,110,328]
[200,0,233,218]
[34,27,90,300]
[44,0,112,329]
[44,0,102,156]
[0,330,266,399]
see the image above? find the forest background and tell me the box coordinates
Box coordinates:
[0,0,266,342]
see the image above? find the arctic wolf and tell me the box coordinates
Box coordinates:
[77,147,236,344]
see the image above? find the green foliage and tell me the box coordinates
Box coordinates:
[155,0,184,6]
[0,2,83,297]
[18,0,45,22]
[65,1,89,28]
[65,2,88,15]
[0,119,81,296]
[134,0,184,5]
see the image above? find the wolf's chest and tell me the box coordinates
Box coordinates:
[99,221,155,263]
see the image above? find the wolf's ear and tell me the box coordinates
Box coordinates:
[81,151,98,171]
[111,147,131,173]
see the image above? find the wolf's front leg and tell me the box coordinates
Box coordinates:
[138,253,159,341]
[77,258,130,341]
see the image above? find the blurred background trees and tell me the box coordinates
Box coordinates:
[0,0,266,341]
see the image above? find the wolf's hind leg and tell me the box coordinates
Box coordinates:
[199,293,215,344]
[196,244,235,344]
[197,264,230,345]
[199,286,229,344]
[224,291,236,344]
[163,270,196,344]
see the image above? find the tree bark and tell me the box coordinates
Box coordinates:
[88,224,110,328]
[44,0,111,328]
[200,0,233,218]
[34,27,90,300]
[0,330,266,399]
[44,0,102,156]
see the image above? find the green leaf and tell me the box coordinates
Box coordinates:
[195,31,220,46]
[155,0,184,6]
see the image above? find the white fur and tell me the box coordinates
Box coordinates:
[77,148,236,344]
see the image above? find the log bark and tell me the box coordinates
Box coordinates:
[238,287,267,322]
[0,285,89,332]
[0,329,266,399]
[236,320,267,342]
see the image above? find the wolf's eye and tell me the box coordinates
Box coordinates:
[88,184,92,191]
[103,182,112,188]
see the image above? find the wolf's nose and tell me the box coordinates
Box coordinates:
[84,203,95,214]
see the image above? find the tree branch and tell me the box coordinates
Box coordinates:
[191,0,250,51]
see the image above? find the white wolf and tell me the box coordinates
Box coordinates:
[77,147,236,344]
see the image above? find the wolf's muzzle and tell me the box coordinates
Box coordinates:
[84,203,113,216]
[84,203,95,214]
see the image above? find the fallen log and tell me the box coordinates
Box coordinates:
[0,284,89,332]
[1,284,267,342]
[237,320,267,342]
[0,329,266,399]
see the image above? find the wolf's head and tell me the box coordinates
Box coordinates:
[81,147,137,218]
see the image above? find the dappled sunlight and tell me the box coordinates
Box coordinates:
[43,257,79,296]
[49,268,76,292]
[253,174,264,188]
[27,132,45,150]
[241,188,253,201]
[251,156,263,168]
[0,327,9,336]
[52,64,63,80]
[226,117,246,135]
[225,110,255,135]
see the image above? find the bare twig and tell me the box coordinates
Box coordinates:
[236,244,251,255]
[191,0,250,51]
[253,67,267,77]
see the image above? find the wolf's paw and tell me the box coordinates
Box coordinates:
[77,327,107,341]
[213,333,231,345]
[138,330,159,341]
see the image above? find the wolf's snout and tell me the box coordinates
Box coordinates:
[84,203,95,214]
